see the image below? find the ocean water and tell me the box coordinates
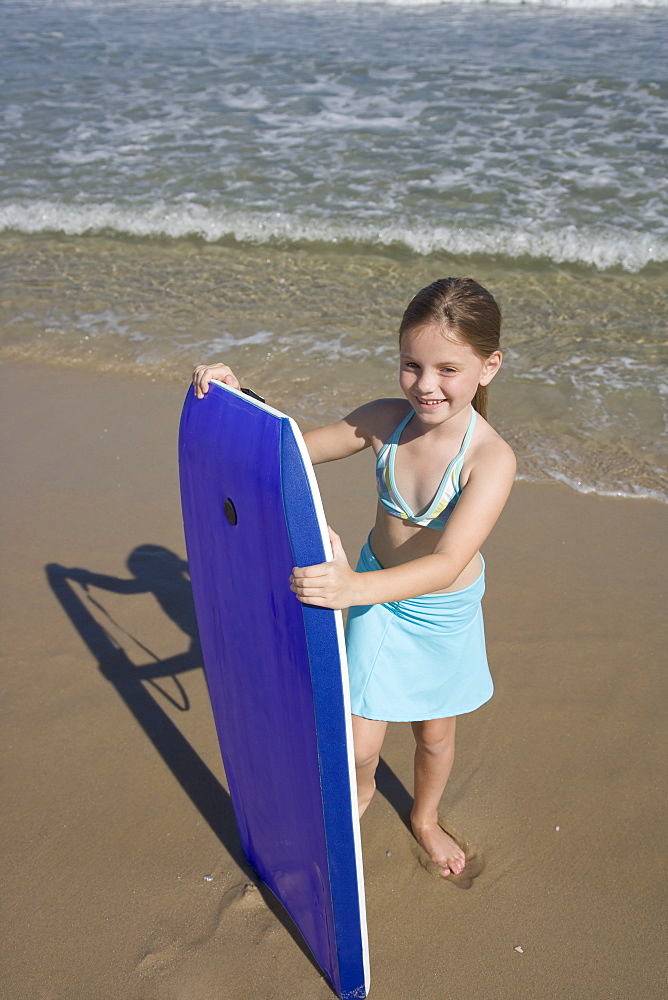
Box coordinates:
[1,0,667,500]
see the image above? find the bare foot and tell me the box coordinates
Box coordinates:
[411,815,466,877]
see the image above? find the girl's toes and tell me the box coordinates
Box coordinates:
[450,851,466,874]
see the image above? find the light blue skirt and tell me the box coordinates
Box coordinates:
[345,540,493,722]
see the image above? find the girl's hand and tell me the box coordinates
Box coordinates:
[192,363,241,399]
[290,528,359,610]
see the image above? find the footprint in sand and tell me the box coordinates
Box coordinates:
[219,880,268,912]
[412,818,485,889]
[136,880,270,977]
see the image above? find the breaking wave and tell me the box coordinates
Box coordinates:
[2,200,665,272]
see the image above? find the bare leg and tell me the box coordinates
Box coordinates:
[410,717,466,877]
[351,715,388,818]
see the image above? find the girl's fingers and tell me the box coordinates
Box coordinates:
[192,365,211,398]
[290,570,327,597]
[191,363,241,398]
[291,564,326,582]
[327,526,345,557]
[290,579,321,595]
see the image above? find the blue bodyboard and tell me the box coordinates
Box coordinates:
[178,381,369,999]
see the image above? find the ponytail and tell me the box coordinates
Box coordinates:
[472,383,488,420]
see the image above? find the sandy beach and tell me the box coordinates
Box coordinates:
[2,360,666,1000]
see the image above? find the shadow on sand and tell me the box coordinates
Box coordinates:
[45,544,358,979]
[46,544,413,981]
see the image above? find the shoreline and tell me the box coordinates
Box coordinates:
[1,351,665,506]
[2,360,665,1000]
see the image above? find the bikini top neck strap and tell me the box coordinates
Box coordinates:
[459,406,477,456]
[388,408,415,445]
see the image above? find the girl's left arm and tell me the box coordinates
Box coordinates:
[291,439,516,609]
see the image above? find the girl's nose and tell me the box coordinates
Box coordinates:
[415,370,438,393]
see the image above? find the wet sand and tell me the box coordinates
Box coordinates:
[1,361,665,1000]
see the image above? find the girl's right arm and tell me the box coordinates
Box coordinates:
[303,413,372,465]
[191,362,384,466]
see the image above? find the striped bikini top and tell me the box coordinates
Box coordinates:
[375,407,477,531]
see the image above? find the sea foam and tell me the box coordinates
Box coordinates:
[1,200,665,272]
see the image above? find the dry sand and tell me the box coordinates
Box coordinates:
[2,361,666,1000]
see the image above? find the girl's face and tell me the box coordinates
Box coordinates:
[399,323,501,424]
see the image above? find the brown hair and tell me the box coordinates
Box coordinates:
[399,277,502,420]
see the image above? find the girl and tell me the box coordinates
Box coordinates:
[192,277,516,879]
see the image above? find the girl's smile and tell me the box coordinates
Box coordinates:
[414,397,446,411]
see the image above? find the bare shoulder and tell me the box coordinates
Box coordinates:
[347,397,411,450]
[466,416,516,483]
[304,397,409,465]
[480,419,516,465]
